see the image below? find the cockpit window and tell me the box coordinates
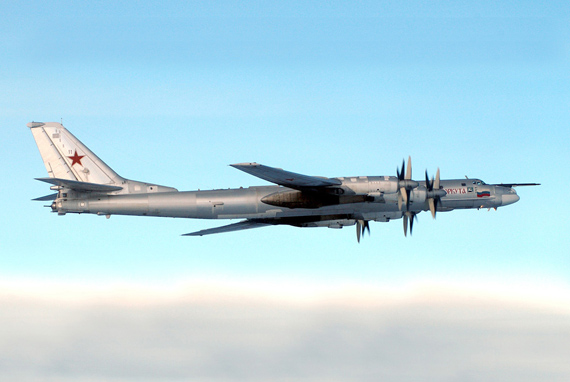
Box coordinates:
[472,180,487,186]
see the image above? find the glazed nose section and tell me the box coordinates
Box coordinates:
[501,192,520,206]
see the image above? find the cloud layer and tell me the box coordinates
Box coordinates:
[1,279,569,382]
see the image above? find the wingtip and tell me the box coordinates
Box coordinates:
[230,162,260,167]
[27,122,45,129]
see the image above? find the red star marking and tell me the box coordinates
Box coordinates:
[68,150,85,166]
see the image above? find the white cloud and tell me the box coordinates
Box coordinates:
[0,278,569,382]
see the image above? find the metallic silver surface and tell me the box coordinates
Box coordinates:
[28,122,539,238]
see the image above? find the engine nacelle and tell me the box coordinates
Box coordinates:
[409,188,427,205]
[261,190,371,209]
[368,178,399,194]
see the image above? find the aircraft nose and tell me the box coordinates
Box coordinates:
[501,192,520,206]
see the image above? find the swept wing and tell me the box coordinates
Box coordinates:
[183,220,271,236]
[230,163,341,190]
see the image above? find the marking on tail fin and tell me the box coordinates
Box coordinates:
[28,122,123,185]
[29,122,179,196]
[67,150,85,167]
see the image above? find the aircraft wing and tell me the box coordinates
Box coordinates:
[36,177,123,192]
[230,163,341,190]
[182,220,272,236]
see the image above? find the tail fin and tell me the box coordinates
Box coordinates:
[28,122,177,195]
[28,122,124,185]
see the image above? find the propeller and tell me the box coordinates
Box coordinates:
[356,219,370,243]
[396,156,418,211]
[394,158,447,237]
[425,168,446,219]
[403,211,417,237]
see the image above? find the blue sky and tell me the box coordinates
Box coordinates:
[1,2,569,380]
[3,0,567,283]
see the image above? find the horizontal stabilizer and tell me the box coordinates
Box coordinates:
[183,220,271,236]
[36,177,123,193]
[32,193,58,201]
[231,162,341,189]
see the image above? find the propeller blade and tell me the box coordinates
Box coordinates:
[403,212,418,237]
[434,197,439,218]
[397,157,415,211]
[398,187,405,210]
[434,168,440,190]
[426,168,441,219]
[428,198,436,219]
[356,220,370,243]
[397,160,405,181]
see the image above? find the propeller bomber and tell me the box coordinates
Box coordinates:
[28,122,539,241]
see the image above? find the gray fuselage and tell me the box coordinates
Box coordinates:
[53,177,518,227]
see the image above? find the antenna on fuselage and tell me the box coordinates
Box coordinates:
[465,175,469,179]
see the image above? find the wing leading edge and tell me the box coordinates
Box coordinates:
[230,163,341,190]
[182,220,272,236]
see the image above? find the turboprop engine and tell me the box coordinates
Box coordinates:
[395,157,447,236]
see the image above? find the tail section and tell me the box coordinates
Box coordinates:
[28,122,123,185]
[28,122,177,196]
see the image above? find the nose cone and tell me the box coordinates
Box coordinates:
[501,192,520,206]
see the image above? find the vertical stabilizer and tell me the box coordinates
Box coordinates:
[27,122,124,185]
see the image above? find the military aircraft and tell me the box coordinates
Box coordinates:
[28,122,539,241]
